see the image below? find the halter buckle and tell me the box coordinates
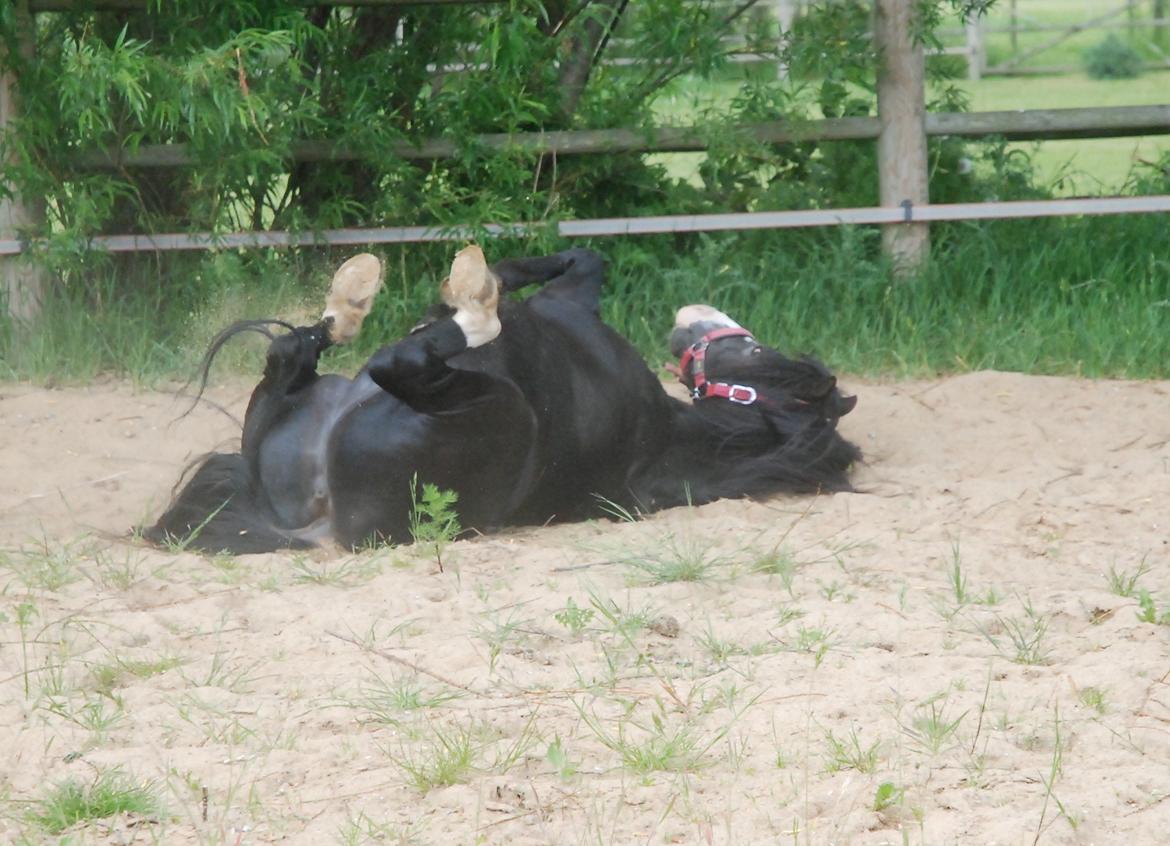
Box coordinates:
[727,384,757,405]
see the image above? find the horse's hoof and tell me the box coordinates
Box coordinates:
[441,244,501,348]
[324,253,383,344]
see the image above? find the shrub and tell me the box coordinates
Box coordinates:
[1084,35,1143,80]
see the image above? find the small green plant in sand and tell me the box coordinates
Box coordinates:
[291,553,383,587]
[976,601,1052,666]
[948,542,971,606]
[336,809,423,846]
[750,547,800,594]
[90,657,183,698]
[1034,705,1080,838]
[1105,557,1151,598]
[623,534,729,585]
[30,769,164,834]
[475,607,528,673]
[390,716,536,792]
[579,703,724,775]
[12,601,38,699]
[587,590,656,639]
[592,494,642,523]
[872,781,905,812]
[42,696,126,738]
[554,598,595,636]
[408,477,461,572]
[695,623,747,665]
[546,735,580,780]
[778,624,837,667]
[902,695,967,756]
[3,538,85,591]
[936,542,1000,619]
[358,672,460,723]
[1078,686,1108,716]
[337,810,423,846]
[823,726,881,774]
[391,721,478,792]
[1135,590,1170,626]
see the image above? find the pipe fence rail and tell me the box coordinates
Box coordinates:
[3,195,1168,255]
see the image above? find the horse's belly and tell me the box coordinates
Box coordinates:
[256,374,384,531]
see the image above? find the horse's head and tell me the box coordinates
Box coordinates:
[669,305,857,419]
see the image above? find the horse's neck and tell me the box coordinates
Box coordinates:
[628,401,754,511]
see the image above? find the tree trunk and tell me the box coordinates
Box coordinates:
[1,0,47,322]
[558,0,628,119]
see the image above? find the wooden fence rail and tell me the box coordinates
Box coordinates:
[70,106,1170,169]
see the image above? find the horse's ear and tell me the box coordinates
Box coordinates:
[669,326,698,358]
[833,394,858,417]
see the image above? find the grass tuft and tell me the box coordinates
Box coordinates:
[622,534,730,585]
[31,770,164,834]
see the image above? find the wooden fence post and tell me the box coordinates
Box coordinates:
[875,0,930,273]
[965,16,984,80]
[775,0,798,78]
[1,0,46,322]
[1009,0,1018,52]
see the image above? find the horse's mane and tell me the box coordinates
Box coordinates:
[680,352,861,498]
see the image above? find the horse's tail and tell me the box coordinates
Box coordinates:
[142,452,312,555]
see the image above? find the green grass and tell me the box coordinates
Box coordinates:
[390,721,479,792]
[3,208,1168,386]
[31,770,164,834]
[823,726,882,774]
[959,0,1169,71]
[946,71,1170,193]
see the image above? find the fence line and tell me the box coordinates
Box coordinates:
[3,195,1167,255]
[70,105,1170,170]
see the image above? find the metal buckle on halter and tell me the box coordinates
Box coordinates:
[727,385,757,405]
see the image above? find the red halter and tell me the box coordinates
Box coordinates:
[677,327,759,405]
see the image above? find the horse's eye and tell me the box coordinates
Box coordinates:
[349,297,369,309]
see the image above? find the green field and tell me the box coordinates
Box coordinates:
[945,71,1170,193]
[653,68,1169,195]
[651,0,1170,195]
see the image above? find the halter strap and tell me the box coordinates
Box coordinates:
[677,327,760,405]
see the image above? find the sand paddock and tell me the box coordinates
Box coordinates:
[1,372,1168,844]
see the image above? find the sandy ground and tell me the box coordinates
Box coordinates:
[0,371,1168,845]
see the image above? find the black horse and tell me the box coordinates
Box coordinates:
[146,247,860,554]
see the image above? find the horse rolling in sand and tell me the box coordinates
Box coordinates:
[147,247,860,554]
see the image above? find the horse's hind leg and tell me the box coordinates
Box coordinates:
[322,253,383,344]
[440,245,501,347]
[366,245,502,408]
[243,254,384,446]
[493,248,605,315]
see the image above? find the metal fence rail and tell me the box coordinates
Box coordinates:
[3,195,1168,255]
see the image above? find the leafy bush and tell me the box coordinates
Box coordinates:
[1083,35,1143,80]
